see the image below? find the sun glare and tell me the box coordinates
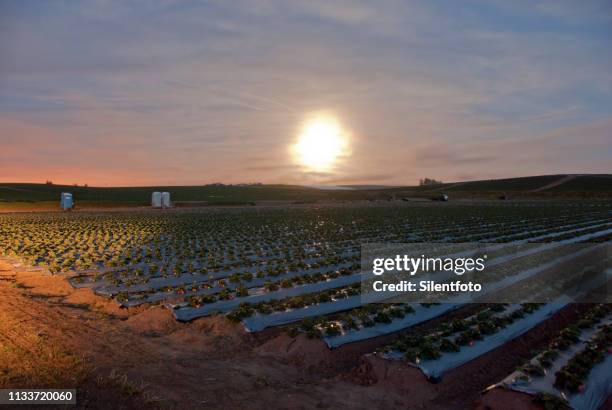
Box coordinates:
[292,114,349,171]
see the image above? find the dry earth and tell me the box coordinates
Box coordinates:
[0,259,410,410]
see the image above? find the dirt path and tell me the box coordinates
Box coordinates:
[0,260,411,409]
[530,175,577,192]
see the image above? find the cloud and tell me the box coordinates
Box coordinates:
[414,151,498,167]
[319,174,396,185]
[0,1,610,185]
[243,164,300,172]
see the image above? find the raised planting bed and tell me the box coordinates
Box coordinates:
[484,304,612,410]
[377,301,577,380]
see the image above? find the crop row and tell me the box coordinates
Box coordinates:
[485,304,612,410]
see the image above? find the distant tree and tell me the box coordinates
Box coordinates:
[45,180,53,185]
[84,184,88,188]
[419,178,443,186]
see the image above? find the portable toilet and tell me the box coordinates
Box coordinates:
[161,192,171,208]
[151,192,162,208]
[60,192,73,210]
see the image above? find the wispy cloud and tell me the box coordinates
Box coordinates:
[0,0,610,185]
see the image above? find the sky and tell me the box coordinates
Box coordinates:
[1,0,611,187]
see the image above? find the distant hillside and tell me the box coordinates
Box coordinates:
[544,175,612,192]
[1,174,610,206]
[445,174,611,192]
[443,175,563,191]
[0,183,380,205]
[341,184,400,190]
[384,174,612,198]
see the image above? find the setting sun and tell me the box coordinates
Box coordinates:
[292,114,350,172]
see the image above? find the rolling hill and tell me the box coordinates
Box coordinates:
[0,174,610,207]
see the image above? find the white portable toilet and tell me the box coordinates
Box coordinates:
[161,192,171,208]
[60,192,73,210]
[151,192,162,208]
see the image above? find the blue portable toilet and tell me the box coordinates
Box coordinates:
[60,192,73,210]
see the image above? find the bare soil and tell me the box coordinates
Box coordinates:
[0,260,409,409]
[476,388,541,410]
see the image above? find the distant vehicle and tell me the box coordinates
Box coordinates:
[431,193,448,201]
[60,192,73,210]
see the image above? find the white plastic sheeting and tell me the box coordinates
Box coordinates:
[568,354,612,410]
[500,316,612,410]
[172,273,362,321]
[322,303,462,348]
[243,242,597,336]
[68,218,610,293]
[172,230,609,328]
[322,244,603,347]
[122,262,356,307]
[415,299,572,380]
[99,257,355,295]
[242,295,363,331]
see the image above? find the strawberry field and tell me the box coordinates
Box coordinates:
[1,202,610,409]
